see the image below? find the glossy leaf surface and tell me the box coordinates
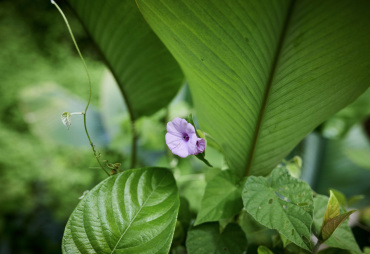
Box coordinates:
[62,167,179,253]
[67,0,183,120]
[136,0,370,177]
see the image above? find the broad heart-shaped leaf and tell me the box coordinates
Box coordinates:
[62,167,179,254]
[195,169,244,225]
[136,0,370,177]
[186,222,247,254]
[66,0,183,121]
[313,195,361,254]
[242,166,313,251]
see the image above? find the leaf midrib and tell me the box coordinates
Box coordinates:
[110,175,166,253]
[244,0,297,176]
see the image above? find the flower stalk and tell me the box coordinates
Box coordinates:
[52,0,109,176]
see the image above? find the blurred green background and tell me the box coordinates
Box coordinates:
[0,0,369,253]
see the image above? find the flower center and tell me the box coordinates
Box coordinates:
[182,133,189,142]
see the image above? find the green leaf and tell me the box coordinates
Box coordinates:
[317,248,351,254]
[258,246,274,254]
[186,222,247,254]
[280,234,292,248]
[364,247,370,254]
[195,170,244,225]
[67,0,183,120]
[322,89,370,139]
[136,0,370,177]
[345,148,370,170]
[347,195,364,207]
[322,190,341,226]
[313,195,361,254]
[61,112,72,129]
[321,210,356,241]
[237,211,276,248]
[329,189,347,207]
[315,125,370,202]
[319,190,357,241]
[62,167,180,253]
[242,166,313,251]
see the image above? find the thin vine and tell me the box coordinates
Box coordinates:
[52,0,111,176]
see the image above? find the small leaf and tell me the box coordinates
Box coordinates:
[322,190,341,226]
[347,195,364,207]
[186,222,247,254]
[321,210,356,241]
[257,245,274,254]
[242,166,313,251]
[195,153,213,168]
[329,189,347,207]
[280,234,291,248]
[313,195,361,254]
[195,170,244,225]
[61,112,71,129]
[62,167,179,253]
[320,190,356,241]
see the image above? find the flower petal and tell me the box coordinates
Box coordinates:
[194,138,206,155]
[186,133,198,155]
[167,117,195,137]
[165,133,190,158]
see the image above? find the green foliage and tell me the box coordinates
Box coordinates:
[62,167,179,253]
[320,190,356,241]
[313,195,361,253]
[2,0,370,252]
[315,125,370,200]
[136,0,370,177]
[257,245,274,254]
[242,167,313,250]
[322,89,370,139]
[186,222,247,254]
[67,0,184,120]
[195,169,244,225]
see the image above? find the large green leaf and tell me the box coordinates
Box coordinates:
[62,167,179,253]
[313,195,361,254]
[66,0,183,120]
[195,169,244,225]
[136,0,370,177]
[186,222,247,254]
[242,167,313,251]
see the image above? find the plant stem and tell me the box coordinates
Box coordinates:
[313,240,322,254]
[130,121,137,168]
[52,0,109,176]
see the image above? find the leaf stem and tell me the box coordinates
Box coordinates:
[313,240,322,254]
[52,0,109,176]
[130,121,137,168]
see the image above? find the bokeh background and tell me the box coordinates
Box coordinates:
[0,0,369,253]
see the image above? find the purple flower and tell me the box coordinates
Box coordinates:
[165,117,206,158]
